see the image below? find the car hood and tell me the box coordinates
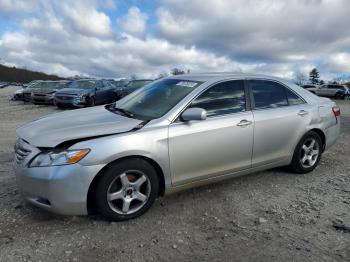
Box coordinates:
[32,89,57,95]
[16,106,143,147]
[55,88,89,96]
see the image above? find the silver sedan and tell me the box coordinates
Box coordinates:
[14,73,341,221]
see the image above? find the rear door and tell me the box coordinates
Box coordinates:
[248,80,310,167]
[168,80,254,185]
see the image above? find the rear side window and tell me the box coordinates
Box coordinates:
[285,88,305,105]
[250,80,288,109]
[190,80,246,117]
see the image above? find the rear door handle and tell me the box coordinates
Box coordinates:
[298,110,309,116]
[237,120,252,127]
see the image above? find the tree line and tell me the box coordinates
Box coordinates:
[0,63,64,83]
[295,67,350,87]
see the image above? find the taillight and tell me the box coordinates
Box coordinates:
[332,106,341,117]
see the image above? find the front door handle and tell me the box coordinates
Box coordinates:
[298,110,309,116]
[237,120,252,127]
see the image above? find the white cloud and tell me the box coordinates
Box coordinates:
[61,1,112,37]
[119,7,148,38]
[0,0,349,80]
[0,0,37,13]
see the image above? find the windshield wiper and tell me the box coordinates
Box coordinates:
[108,106,135,118]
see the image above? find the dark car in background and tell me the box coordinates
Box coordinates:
[54,79,116,108]
[113,79,153,101]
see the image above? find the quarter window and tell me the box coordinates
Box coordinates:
[285,88,305,105]
[250,80,288,109]
[190,80,246,117]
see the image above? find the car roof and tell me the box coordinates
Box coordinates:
[167,72,288,82]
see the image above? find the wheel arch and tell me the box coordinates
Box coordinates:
[309,128,326,151]
[86,155,166,215]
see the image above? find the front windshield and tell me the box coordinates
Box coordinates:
[114,80,129,87]
[29,81,67,89]
[67,80,96,89]
[114,78,202,120]
[126,80,151,90]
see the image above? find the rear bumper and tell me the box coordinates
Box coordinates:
[14,161,105,215]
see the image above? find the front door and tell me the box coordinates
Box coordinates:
[168,80,254,186]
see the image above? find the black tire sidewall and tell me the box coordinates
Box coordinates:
[335,93,343,100]
[290,131,322,174]
[95,158,159,221]
[87,96,95,107]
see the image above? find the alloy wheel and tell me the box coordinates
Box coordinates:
[300,138,320,168]
[107,171,151,215]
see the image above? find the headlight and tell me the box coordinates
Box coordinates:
[29,149,90,167]
[75,94,86,101]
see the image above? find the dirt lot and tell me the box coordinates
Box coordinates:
[0,86,349,262]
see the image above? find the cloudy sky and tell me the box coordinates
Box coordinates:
[0,0,349,80]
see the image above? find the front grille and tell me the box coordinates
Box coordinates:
[55,95,76,102]
[23,93,32,101]
[14,139,32,164]
[33,94,46,97]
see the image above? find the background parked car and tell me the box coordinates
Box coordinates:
[0,82,9,88]
[311,84,348,99]
[113,79,153,101]
[12,88,25,101]
[301,84,319,94]
[22,81,44,102]
[31,81,69,105]
[54,79,116,108]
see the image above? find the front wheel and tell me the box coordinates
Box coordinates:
[289,131,322,174]
[95,158,159,221]
[335,93,343,100]
[86,96,95,107]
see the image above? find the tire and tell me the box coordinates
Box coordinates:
[56,103,65,109]
[335,93,343,100]
[289,131,323,174]
[345,95,350,101]
[95,158,159,221]
[86,96,95,107]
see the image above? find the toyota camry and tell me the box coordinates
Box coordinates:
[14,73,340,221]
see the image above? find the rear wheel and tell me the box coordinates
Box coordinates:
[335,93,343,100]
[87,96,95,107]
[95,158,159,221]
[289,131,322,174]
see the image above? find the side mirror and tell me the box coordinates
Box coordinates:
[181,108,207,121]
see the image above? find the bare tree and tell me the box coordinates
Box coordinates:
[294,71,307,86]
[171,68,185,75]
[157,71,168,79]
[129,74,137,80]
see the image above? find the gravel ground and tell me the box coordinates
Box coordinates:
[0,86,349,262]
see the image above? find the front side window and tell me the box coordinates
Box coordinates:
[190,80,246,117]
[250,80,288,109]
